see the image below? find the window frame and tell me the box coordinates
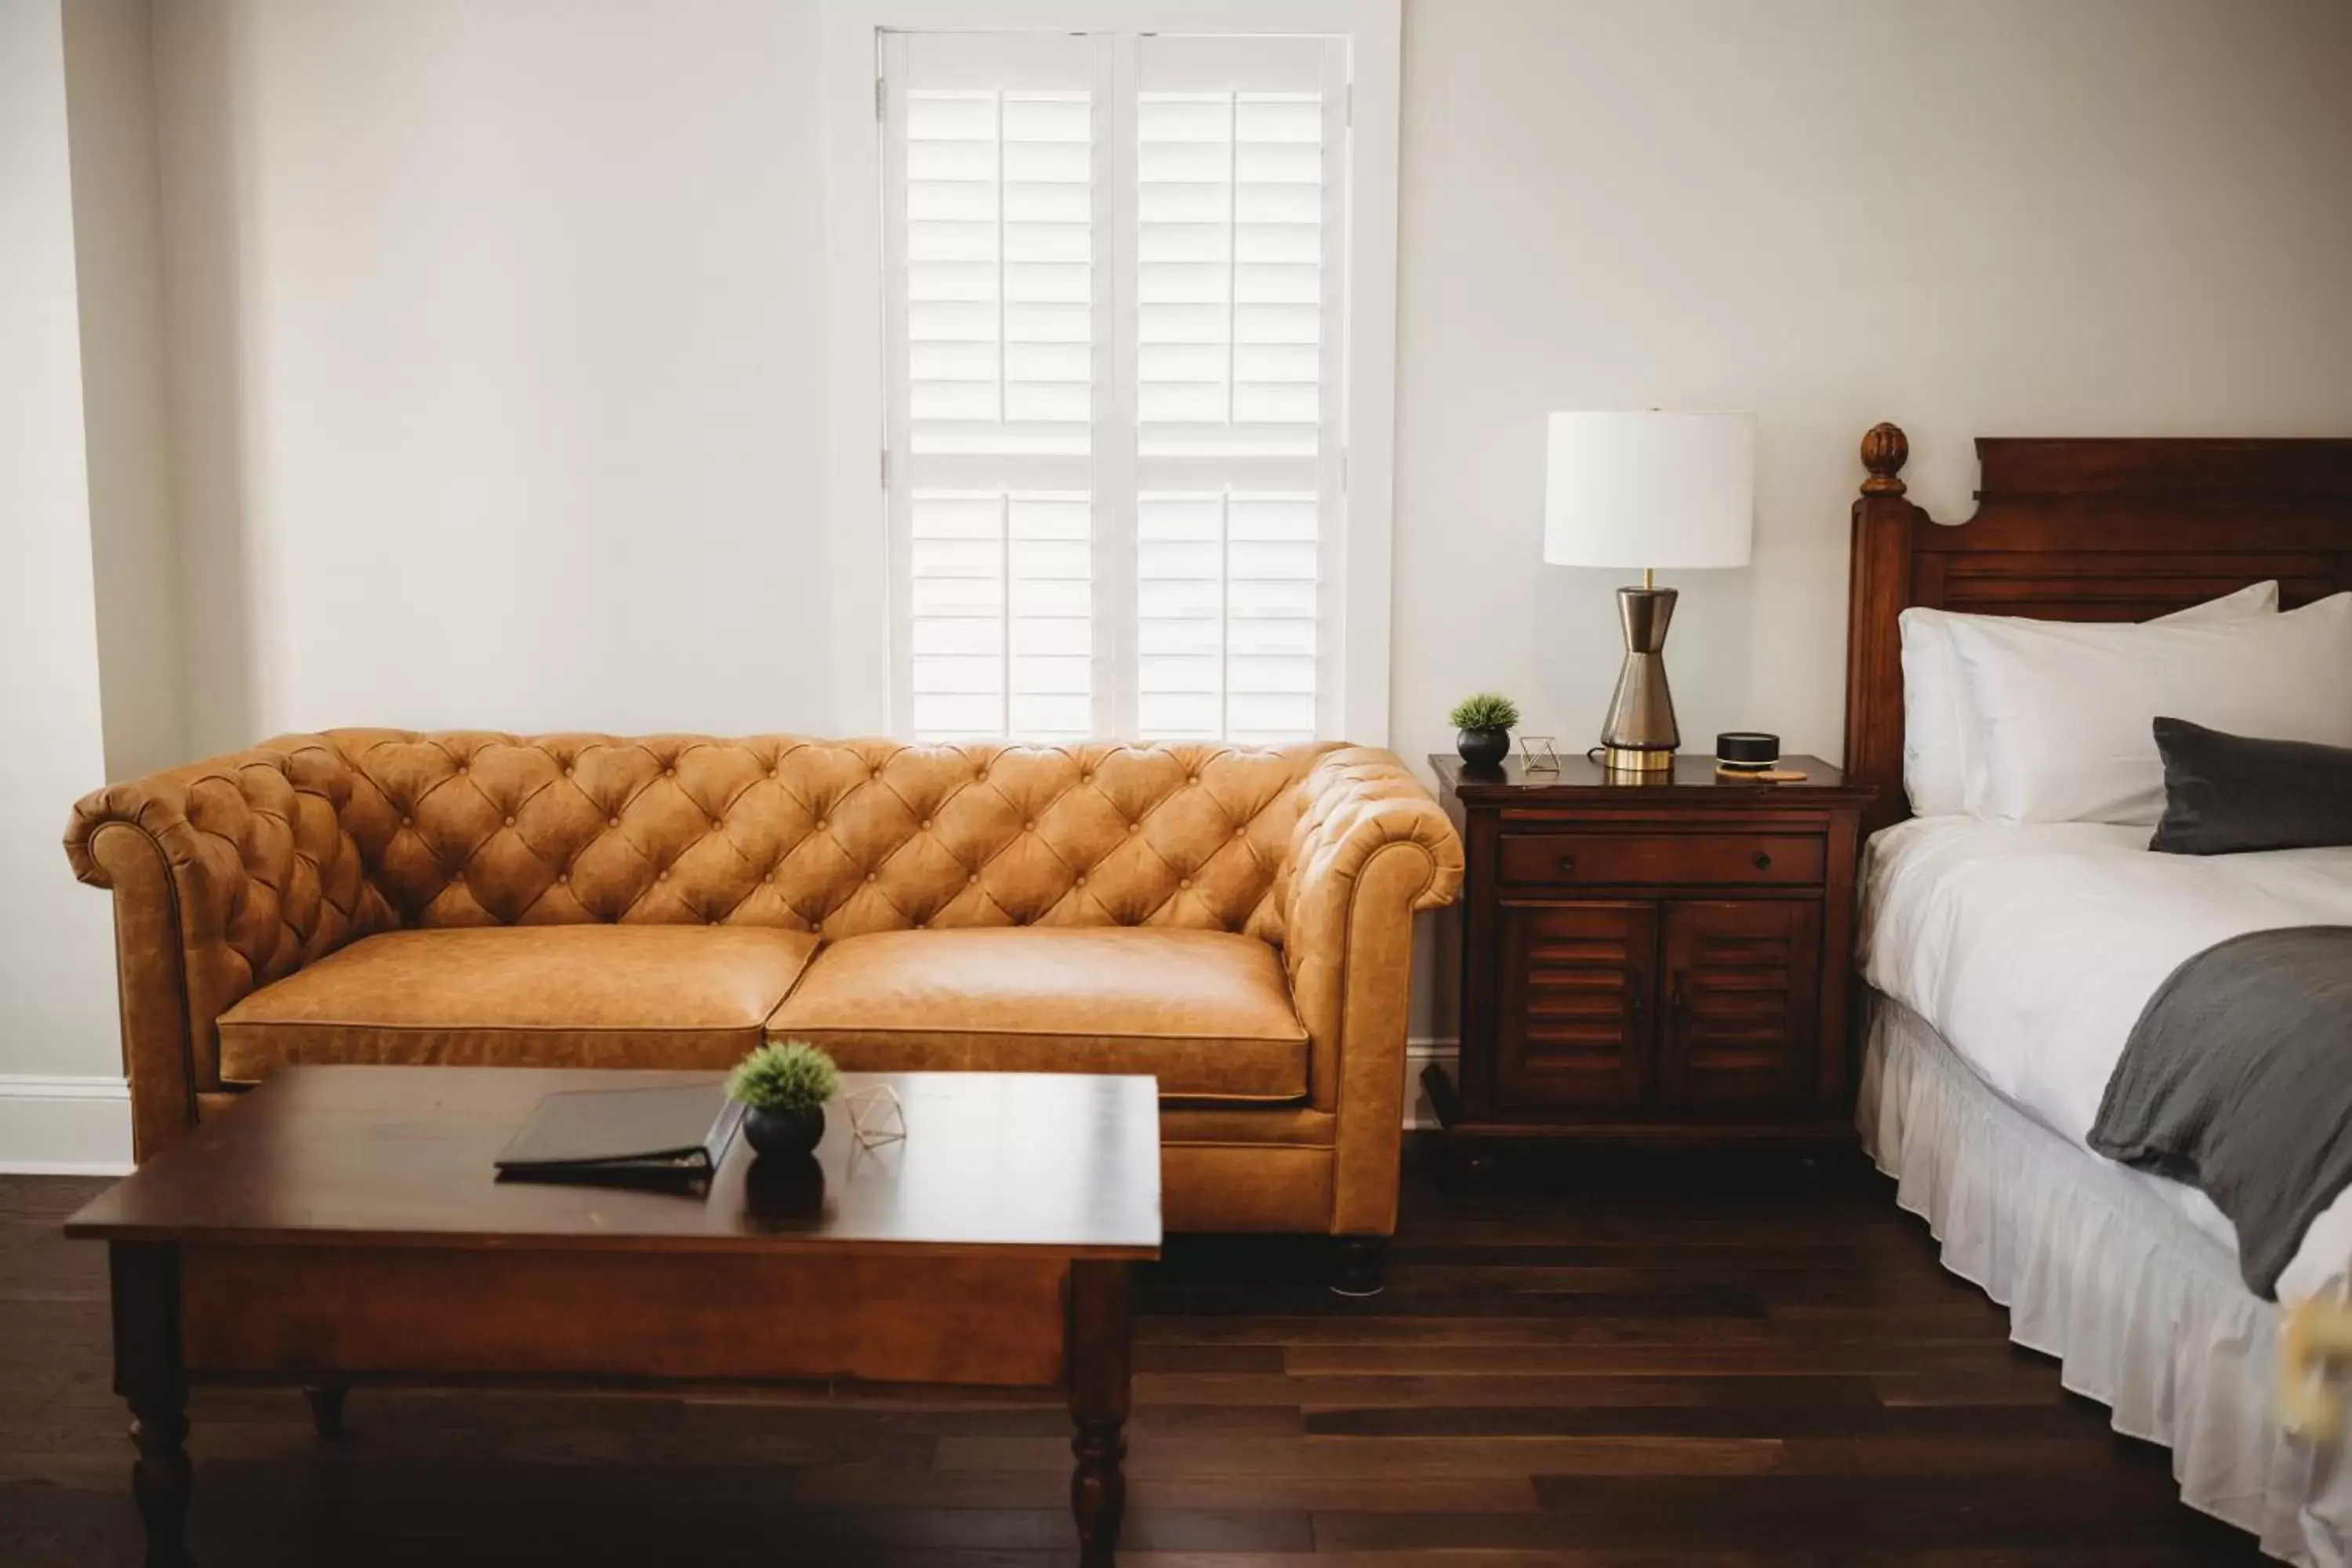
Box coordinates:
[819,0,1401,746]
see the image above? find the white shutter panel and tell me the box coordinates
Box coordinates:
[882,31,1348,746]
[1134,36,1345,744]
[886,33,1099,741]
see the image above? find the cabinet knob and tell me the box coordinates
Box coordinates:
[1751,850,1773,870]
[1556,853,1577,874]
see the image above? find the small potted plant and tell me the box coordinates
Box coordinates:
[1448,692,1521,769]
[728,1040,840,1159]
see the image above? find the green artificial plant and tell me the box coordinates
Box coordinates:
[1447,692,1522,733]
[728,1040,841,1114]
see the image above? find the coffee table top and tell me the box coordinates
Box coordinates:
[66,1068,1161,1260]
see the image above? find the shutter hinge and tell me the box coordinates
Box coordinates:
[875,76,887,122]
[1345,83,1352,128]
[1341,449,1349,491]
[880,449,891,488]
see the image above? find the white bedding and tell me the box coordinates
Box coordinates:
[1860,815,2352,1303]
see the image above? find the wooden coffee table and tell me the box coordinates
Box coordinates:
[65,1066,1161,1566]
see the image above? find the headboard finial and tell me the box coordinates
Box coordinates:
[1860,423,1910,497]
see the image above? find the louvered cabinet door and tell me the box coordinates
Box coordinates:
[1492,902,1659,1112]
[1658,901,1822,1114]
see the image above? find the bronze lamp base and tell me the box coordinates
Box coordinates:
[1599,583,1679,777]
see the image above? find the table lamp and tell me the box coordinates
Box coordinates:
[1544,411,1755,777]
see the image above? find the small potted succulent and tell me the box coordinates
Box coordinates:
[728,1040,840,1159]
[1448,692,1521,770]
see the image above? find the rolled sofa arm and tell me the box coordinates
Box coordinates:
[64,736,390,1159]
[1280,747,1465,1236]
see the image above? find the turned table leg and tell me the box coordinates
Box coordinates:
[111,1243,195,1567]
[1068,1260,1131,1567]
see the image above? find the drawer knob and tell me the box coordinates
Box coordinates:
[1556,853,1577,874]
[1751,851,1773,870]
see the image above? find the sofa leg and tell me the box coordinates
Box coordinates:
[1329,1236,1386,1298]
[303,1383,349,1441]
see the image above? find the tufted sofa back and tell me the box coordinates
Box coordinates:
[316,730,1346,942]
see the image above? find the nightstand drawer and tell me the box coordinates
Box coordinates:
[1499,833,1825,888]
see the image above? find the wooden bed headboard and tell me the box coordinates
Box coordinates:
[1841,422,2352,833]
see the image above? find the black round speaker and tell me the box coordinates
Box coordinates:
[1715,731,1780,771]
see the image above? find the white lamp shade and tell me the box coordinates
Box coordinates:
[1544,412,1756,570]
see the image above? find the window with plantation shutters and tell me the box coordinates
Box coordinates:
[879,28,1353,744]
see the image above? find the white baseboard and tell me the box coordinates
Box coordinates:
[0,1074,134,1174]
[1403,1036,1460,1131]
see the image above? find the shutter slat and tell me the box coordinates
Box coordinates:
[906,489,1095,742]
[1135,76,1328,487]
[905,78,1096,471]
[1135,488,1319,742]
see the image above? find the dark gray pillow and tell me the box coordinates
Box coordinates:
[2149,717,2352,855]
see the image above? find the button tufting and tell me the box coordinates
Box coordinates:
[763,872,774,883]
[920,818,932,830]
[1187,774,1199,784]
[562,767,573,778]
[866,872,877,883]
[1179,877,1192,888]
[1234,826,1247,837]
[557,873,568,884]
[815,818,827,830]
[608,817,619,828]
[663,768,674,778]
[657,870,669,881]
[503,816,515,828]
[1024,819,1036,831]
[1074,874,1087,887]
[968,873,979,884]
[401,816,413,828]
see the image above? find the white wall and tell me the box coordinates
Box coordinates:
[0,0,132,1155]
[1391,0,2352,775]
[66,0,186,782]
[153,0,838,752]
[142,0,2352,764]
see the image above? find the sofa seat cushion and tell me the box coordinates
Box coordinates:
[768,927,1308,1104]
[216,926,821,1080]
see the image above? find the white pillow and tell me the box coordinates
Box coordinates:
[1897,582,2277,816]
[1945,590,2352,825]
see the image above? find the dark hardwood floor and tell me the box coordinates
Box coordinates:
[1,1145,2267,1566]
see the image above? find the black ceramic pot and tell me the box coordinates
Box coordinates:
[1456,728,1510,768]
[742,1103,826,1159]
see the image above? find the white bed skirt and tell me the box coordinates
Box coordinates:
[1857,993,2350,1566]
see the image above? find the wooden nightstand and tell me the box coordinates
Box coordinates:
[1426,752,1874,1149]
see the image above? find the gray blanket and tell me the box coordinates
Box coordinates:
[2089,925,2352,1300]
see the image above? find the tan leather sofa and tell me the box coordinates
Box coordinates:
[67,731,1461,1257]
